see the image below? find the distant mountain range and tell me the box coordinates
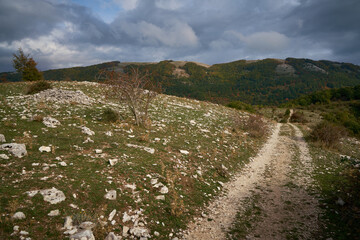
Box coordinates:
[1,58,360,105]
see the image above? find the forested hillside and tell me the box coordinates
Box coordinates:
[2,58,360,105]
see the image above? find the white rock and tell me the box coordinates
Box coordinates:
[64,228,77,235]
[48,209,60,216]
[0,143,27,158]
[130,227,150,238]
[26,190,39,197]
[79,221,95,230]
[109,159,118,166]
[104,190,117,200]
[81,126,95,136]
[154,231,160,237]
[150,178,158,185]
[179,150,189,155]
[108,209,117,221]
[156,195,165,200]
[160,186,169,194]
[122,226,130,237]
[336,197,345,206]
[70,229,95,240]
[13,226,20,231]
[83,137,94,143]
[12,212,26,220]
[43,117,61,128]
[144,147,155,154]
[105,131,113,137]
[59,161,67,166]
[105,232,120,240]
[20,231,29,235]
[122,212,131,223]
[70,204,78,209]
[125,184,136,191]
[39,187,66,204]
[0,134,5,142]
[95,149,102,154]
[39,146,51,153]
[0,153,9,159]
[63,216,73,230]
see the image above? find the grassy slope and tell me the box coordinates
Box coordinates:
[0,82,270,239]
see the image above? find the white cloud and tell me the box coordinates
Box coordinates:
[155,0,184,10]
[113,0,138,10]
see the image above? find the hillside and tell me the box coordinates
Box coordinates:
[1,58,360,105]
[0,81,269,239]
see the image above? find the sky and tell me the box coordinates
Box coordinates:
[0,0,359,72]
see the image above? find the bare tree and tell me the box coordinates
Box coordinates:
[100,67,160,127]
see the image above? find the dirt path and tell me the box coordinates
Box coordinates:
[182,122,320,240]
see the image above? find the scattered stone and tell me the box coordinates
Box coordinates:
[32,88,95,105]
[154,231,160,237]
[130,227,150,238]
[39,188,66,204]
[122,226,130,237]
[125,183,136,191]
[65,228,78,235]
[105,131,113,137]
[0,143,27,158]
[160,186,169,194]
[70,229,95,240]
[336,197,345,206]
[26,190,39,197]
[13,226,20,231]
[20,231,29,235]
[150,179,158,185]
[95,149,102,154]
[0,153,9,159]
[59,161,67,166]
[109,159,118,166]
[81,126,95,136]
[43,117,61,128]
[122,212,131,223]
[180,150,189,155]
[48,209,60,217]
[63,216,73,230]
[83,137,94,143]
[108,209,117,221]
[126,144,155,154]
[12,212,26,220]
[104,190,117,200]
[79,222,95,230]
[39,146,51,153]
[0,134,5,142]
[70,204,79,209]
[156,195,165,200]
[105,232,120,240]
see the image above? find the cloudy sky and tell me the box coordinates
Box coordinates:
[0,0,359,72]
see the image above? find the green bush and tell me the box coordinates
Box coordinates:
[25,80,52,94]
[227,101,255,113]
[101,108,121,123]
[290,111,308,123]
[310,121,347,148]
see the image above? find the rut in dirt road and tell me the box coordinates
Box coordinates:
[182,123,320,240]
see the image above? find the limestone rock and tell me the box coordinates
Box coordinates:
[81,126,95,136]
[0,143,27,158]
[40,187,66,204]
[63,216,73,230]
[12,212,26,220]
[48,209,60,216]
[104,190,117,200]
[79,221,95,230]
[0,134,5,142]
[105,131,113,137]
[39,146,51,153]
[155,195,165,200]
[95,149,102,154]
[160,186,169,194]
[105,232,120,240]
[70,229,95,240]
[43,117,61,128]
[122,226,130,237]
[0,153,9,159]
[32,88,95,105]
[108,209,116,221]
[130,227,150,238]
[180,150,189,155]
[109,159,118,166]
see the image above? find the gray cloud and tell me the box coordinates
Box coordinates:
[0,0,359,72]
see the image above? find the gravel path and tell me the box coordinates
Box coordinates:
[182,122,320,240]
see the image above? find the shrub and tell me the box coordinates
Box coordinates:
[234,114,269,138]
[310,121,347,148]
[101,108,121,123]
[25,80,52,94]
[227,101,255,113]
[290,111,308,123]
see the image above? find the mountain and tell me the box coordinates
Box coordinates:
[2,58,360,105]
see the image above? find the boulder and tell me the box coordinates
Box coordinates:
[70,229,95,240]
[39,187,66,204]
[104,190,117,200]
[0,143,27,158]
[12,212,26,220]
[43,117,61,128]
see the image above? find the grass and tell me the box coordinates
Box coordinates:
[0,81,271,239]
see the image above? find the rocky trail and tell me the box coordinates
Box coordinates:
[183,121,320,240]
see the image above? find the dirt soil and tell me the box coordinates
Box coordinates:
[182,122,320,240]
